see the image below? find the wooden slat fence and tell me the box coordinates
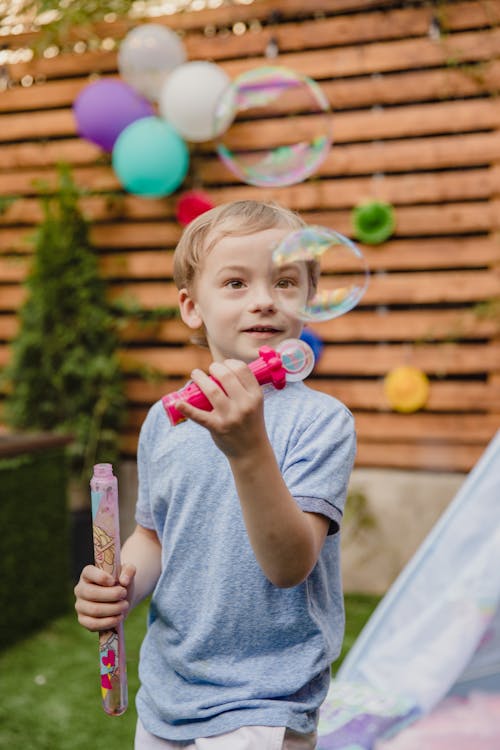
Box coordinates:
[0,0,499,471]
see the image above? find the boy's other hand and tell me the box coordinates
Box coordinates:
[74,563,136,632]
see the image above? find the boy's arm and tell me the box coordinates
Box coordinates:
[120,524,162,609]
[175,360,330,588]
[230,442,330,588]
[74,524,161,632]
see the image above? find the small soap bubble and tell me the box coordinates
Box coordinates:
[272,226,369,322]
[214,65,331,187]
[276,338,315,382]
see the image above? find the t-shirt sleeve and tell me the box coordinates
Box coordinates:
[134,404,159,531]
[281,403,356,534]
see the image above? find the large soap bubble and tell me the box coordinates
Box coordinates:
[214,66,332,187]
[118,24,186,101]
[272,226,369,322]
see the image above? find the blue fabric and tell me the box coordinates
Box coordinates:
[135,382,356,741]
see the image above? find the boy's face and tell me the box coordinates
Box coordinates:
[179,228,308,363]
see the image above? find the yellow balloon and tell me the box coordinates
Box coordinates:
[384,366,430,413]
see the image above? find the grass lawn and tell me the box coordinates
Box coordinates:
[0,593,379,749]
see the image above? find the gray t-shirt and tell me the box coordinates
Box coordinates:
[135,381,356,741]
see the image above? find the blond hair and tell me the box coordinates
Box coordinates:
[173,200,316,347]
[173,200,306,290]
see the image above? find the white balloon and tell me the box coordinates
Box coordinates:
[159,61,233,142]
[118,24,186,101]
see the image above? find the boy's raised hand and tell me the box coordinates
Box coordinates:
[74,563,136,632]
[175,359,267,458]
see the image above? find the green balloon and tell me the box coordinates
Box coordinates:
[352,201,396,245]
[112,116,189,197]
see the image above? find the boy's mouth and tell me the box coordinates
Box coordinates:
[243,326,282,334]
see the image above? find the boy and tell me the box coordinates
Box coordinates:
[75,200,356,749]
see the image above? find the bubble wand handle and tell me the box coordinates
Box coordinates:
[162,339,314,426]
[90,463,128,716]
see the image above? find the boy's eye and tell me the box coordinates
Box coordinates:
[224,279,245,289]
[275,277,297,289]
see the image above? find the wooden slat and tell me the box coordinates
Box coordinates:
[1,95,499,149]
[354,440,484,472]
[311,308,500,342]
[0,287,26,310]
[198,129,500,183]
[0,127,499,182]
[2,160,500,215]
[0,315,19,339]
[197,99,500,162]
[184,2,500,62]
[0,193,177,224]
[300,202,500,236]
[3,59,500,120]
[0,344,12,366]
[64,199,500,244]
[125,377,186,404]
[315,343,500,376]
[2,0,401,55]
[309,379,500,413]
[221,27,500,79]
[119,345,212,375]
[362,270,500,306]
[204,168,499,210]
[354,412,499,443]
[0,257,27,282]
[2,201,499,256]
[0,138,102,169]
[117,342,500,377]
[2,165,499,224]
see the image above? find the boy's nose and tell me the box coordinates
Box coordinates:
[249,286,277,312]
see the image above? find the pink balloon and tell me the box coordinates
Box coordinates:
[73,79,154,152]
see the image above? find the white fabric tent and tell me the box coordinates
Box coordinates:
[337,429,500,708]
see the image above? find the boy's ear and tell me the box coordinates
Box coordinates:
[178,288,203,330]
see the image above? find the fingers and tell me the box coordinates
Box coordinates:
[190,360,259,406]
[79,564,115,587]
[74,565,131,632]
[210,359,259,394]
[75,600,129,632]
[174,359,263,437]
[119,562,136,587]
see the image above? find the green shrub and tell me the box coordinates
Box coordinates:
[4,165,125,481]
[0,445,70,649]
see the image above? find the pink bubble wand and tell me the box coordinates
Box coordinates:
[90,463,128,716]
[162,338,315,426]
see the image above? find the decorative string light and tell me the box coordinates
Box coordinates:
[0,0,257,67]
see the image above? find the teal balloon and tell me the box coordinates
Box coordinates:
[112,116,189,197]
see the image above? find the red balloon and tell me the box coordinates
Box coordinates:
[176,191,214,226]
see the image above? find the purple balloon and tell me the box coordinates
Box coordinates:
[73,79,154,152]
